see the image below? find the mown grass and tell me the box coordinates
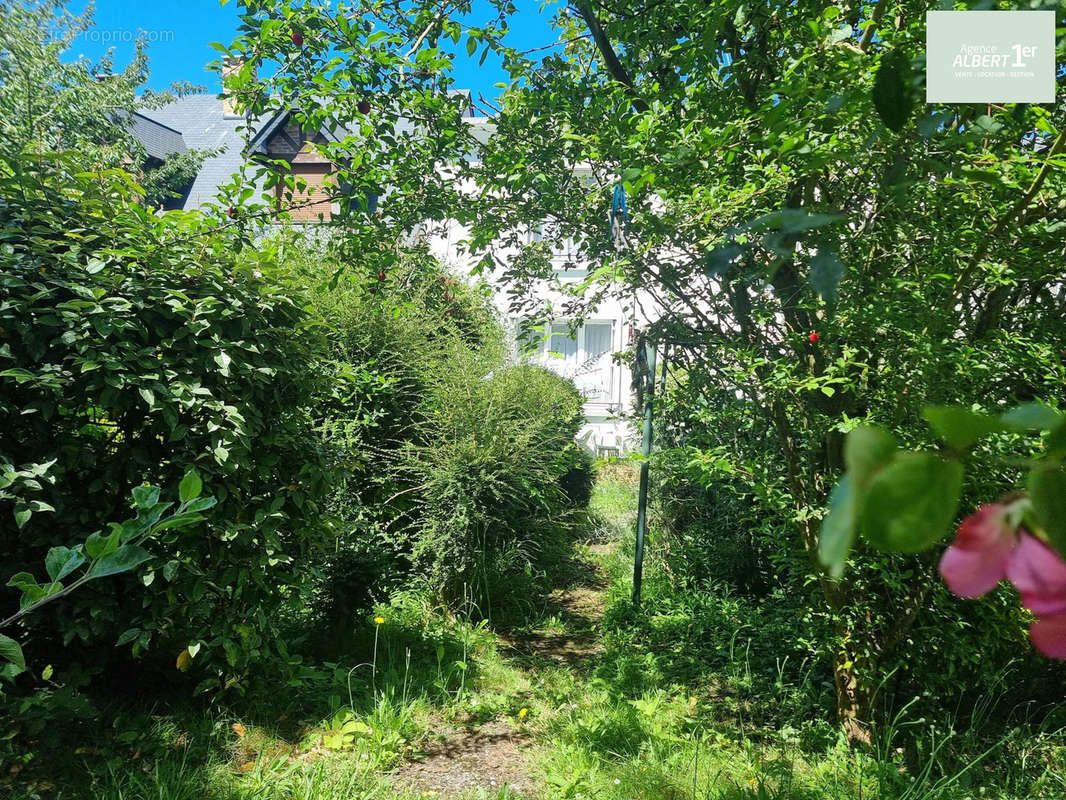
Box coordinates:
[9,464,1066,799]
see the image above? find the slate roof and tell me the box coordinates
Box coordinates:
[137,94,268,211]
[134,90,486,212]
[113,110,188,161]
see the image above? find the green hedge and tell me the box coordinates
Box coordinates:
[0,156,335,689]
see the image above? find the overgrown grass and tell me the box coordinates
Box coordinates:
[9,466,1065,799]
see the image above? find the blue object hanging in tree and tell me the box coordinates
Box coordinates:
[610,182,627,230]
[610,182,628,250]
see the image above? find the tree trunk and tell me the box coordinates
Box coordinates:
[833,648,873,745]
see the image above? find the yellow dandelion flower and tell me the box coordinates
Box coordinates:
[518,707,528,718]
[374,616,385,625]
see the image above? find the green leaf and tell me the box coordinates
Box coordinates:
[1001,403,1062,432]
[214,351,231,376]
[116,628,142,647]
[179,469,203,502]
[1046,421,1066,457]
[923,406,1003,449]
[85,528,120,558]
[14,504,31,529]
[809,251,846,304]
[859,453,964,552]
[138,387,155,408]
[182,497,216,514]
[88,545,152,579]
[45,546,86,581]
[1029,463,1066,558]
[132,484,161,509]
[152,511,209,532]
[6,572,38,592]
[0,634,26,675]
[819,474,858,578]
[747,209,842,234]
[872,50,913,133]
[844,425,896,488]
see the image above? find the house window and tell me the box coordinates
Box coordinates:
[525,320,615,402]
[549,323,578,362]
[584,323,612,361]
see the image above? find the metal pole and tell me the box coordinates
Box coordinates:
[632,339,657,607]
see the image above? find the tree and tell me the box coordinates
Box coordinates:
[464,0,1066,737]
[228,0,1066,737]
[0,0,212,206]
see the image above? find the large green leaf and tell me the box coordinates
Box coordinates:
[809,251,846,304]
[0,634,26,675]
[132,484,161,509]
[1001,403,1062,432]
[45,545,86,582]
[819,474,858,577]
[1029,463,1066,558]
[859,453,964,552]
[88,545,152,579]
[873,50,913,132]
[923,406,1003,450]
[179,470,203,502]
[843,425,896,488]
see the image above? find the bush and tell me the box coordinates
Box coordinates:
[653,363,1066,730]
[560,448,596,509]
[270,237,591,623]
[0,156,334,687]
[407,362,587,605]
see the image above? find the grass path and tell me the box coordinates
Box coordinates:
[383,466,639,799]
[390,540,617,798]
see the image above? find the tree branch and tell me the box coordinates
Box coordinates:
[571,0,649,113]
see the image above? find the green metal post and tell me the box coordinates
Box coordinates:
[632,339,657,607]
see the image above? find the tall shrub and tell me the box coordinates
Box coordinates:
[0,155,333,689]
[273,236,590,617]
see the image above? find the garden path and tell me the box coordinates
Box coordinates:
[388,542,615,798]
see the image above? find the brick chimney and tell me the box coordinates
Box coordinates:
[221,57,250,118]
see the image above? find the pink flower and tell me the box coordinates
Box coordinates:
[939,504,1013,598]
[939,504,1066,660]
[1005,533,1066,617]
[1029,615,1066,659]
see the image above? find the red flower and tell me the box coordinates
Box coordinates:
[808,332,820,343]
[291,31,303,47]
[377,271,386,281]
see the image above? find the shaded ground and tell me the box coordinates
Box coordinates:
[390,543,614,797]
[498,543,613,667]
[391,720,534,797]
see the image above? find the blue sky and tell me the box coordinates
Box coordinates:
[68,0,561,99]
